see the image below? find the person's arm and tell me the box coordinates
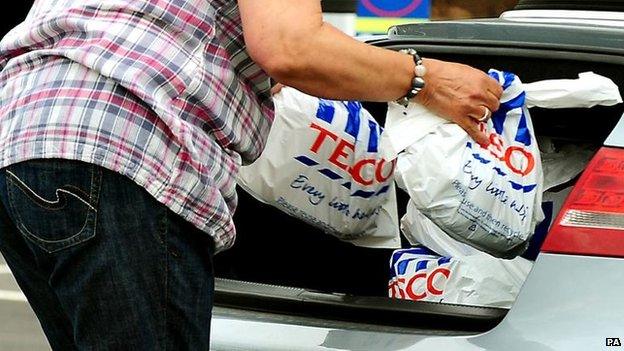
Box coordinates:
[238,0,502,144]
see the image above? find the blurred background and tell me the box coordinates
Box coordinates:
[323,0,519,35]
[2,1,519,38]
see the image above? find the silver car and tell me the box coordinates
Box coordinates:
[212,4,624,350]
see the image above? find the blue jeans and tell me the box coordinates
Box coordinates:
[0,159,215,350]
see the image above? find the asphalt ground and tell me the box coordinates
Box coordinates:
[0,254,50,350]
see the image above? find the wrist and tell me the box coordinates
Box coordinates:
[396,49,426,107]
[412,58,438,105]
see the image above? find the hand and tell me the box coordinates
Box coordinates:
[414,58,503,145]
[270,82,285,96]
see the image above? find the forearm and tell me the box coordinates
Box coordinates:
[239,0,416,102]
[272,22,415,102]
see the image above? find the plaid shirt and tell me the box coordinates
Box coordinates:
[0,0,274,252]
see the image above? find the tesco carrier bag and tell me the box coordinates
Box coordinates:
[401,141,598,259]
[388,247,532,308]
[238,87,400,248]
[385,70,621,258]
[393,70,544,258]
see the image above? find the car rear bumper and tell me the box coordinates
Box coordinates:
[211,253,624,350]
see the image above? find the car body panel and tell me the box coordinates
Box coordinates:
[502,9,624,27]
[212,253,624,350]
[388,17,624,56]
[606,116,624,147]
[411,253,624,350]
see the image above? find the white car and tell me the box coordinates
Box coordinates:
[212,2,624,350]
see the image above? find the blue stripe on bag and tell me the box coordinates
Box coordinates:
[295,155,319,166]
[344,101,361,139]
[397,259,410,275]
[473,153,492,164]
[438,256,452,265]
[316,99,335,123]
[489,70,533,145]
[392,250,410,267]
[375,185,390,196]
[367,120,379,152]
[492,91,526,135]
[509,181,538,193]
[415,260,429,272]
[501,89,531,146]
[502,71,516,89]
[493,167,507,176]
[489,70,502,84]
[488,70,515,89]
[319,168,343,180]
[351,190,375,198]
[515,110,532,146]
[491,110,507,135]
[505,91,526,110]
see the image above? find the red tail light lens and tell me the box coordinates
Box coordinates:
[542,147,624,257]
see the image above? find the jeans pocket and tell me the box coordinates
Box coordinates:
[5,160,102,253]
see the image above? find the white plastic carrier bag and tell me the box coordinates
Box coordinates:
[387,70,621,258]
[388,247,532,308]
[401,201,482,257]
[238,87,401,249]
[401,141,598,259]
[392,70,544,258]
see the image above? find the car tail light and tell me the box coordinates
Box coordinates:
[542,147,624,258]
